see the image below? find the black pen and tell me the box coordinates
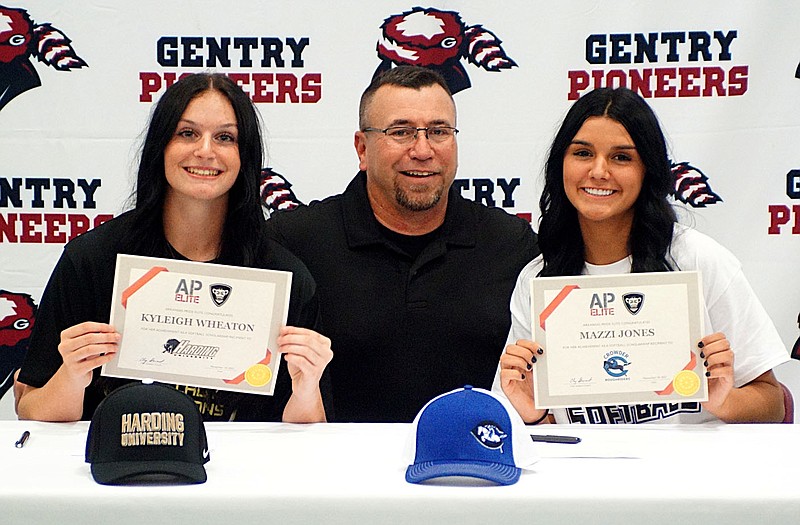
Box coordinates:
[530,434,581,444]
[15,430,30,448]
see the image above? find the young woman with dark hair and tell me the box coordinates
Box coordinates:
[16,73,333,423]
[496,87,788,424]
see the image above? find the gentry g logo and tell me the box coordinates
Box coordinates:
[374,6,516,94]
[0,289,37,398]
[0,5,87,111]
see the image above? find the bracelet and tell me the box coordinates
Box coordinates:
[529,409,550,425]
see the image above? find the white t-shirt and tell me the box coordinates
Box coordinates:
[492,224,789,424]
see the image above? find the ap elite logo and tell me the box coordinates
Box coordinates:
[0,5,87,111]
[174,278,234,307]
[589,292,616,317]
[590,291,647,317]
[175,278,203,304]
[209,284,232,307]
[622,292,644,315]
[374,6,517,94]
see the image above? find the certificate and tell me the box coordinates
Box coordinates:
[103,254,291,395]
[531,271,707,408]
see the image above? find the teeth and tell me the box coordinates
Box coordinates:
[404,171,434,177]
[584,188,614,196]
[186,168,220,176]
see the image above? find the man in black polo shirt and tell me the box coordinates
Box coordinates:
[264,66,538,422]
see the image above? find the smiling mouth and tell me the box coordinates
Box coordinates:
[185,167,222,177]
[401,170,438,178]
[583,187,615,197]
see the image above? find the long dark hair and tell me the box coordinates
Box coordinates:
[538,87,676,276]
[123,73,266,265]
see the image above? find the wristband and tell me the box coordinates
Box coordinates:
[529,409,550,425]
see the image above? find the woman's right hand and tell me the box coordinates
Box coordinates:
[499,339,547,424]
[57,321,120,389]
[16,321,120,421]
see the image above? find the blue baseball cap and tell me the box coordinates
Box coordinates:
[405,385,539,485]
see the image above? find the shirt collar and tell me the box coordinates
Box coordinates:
[342,171,476,249]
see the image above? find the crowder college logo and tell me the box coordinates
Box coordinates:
[374,6,516,94]
[0,5,87,111]
[471,421,508,452]
[603,352,631,378]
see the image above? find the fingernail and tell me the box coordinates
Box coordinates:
[705,371,711,377]
[537,348,544,355]
[698,341,705,349]
[526,363,532,370]
[704,360,708,367]
[521,373,526,380]
[700,351,705,359]
[531,356,537,364]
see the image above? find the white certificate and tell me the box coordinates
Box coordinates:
[531,271,707,408]
[103,254,291,395]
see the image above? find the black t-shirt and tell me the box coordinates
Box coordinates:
[18,211,331,421]
[265,172,539,422]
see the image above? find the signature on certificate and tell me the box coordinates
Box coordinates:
[570,376,593,385]
[137,357,166,366]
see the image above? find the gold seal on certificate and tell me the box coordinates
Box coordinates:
[531,271,707,408]
[103,254,292,395]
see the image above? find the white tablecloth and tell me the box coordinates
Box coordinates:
[1,421,798,524]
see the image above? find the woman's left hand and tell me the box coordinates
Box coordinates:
[699,332,734,415]
[277,326,333,397]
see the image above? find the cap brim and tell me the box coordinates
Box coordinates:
[91,460,207,485]
[406,460,521,486]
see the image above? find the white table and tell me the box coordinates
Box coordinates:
[1,421,798,524]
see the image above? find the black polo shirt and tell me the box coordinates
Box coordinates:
[264,172,539,422]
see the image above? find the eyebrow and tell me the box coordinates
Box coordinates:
[384,118,453,127]
[569,139,636,150]
[178,118,238,129]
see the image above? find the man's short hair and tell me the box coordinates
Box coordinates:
[359,66,453,129]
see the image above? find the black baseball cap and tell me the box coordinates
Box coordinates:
[85,382,210,485]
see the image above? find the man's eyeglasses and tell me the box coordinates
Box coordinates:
[362,126,459,145]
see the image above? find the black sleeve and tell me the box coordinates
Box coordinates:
[17,247,110,388]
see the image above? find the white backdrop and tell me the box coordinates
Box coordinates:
[1,1,799,364]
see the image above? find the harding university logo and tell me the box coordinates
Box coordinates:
[0,5,87,111]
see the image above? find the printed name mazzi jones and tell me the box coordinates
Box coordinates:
[579,328,656,339]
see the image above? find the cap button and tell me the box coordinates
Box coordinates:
[464,385,473,390]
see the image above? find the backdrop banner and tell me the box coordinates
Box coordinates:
[2,2,799,387]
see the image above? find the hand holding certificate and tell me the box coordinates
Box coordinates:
[531,271,707,408]
[103,255,292,396]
